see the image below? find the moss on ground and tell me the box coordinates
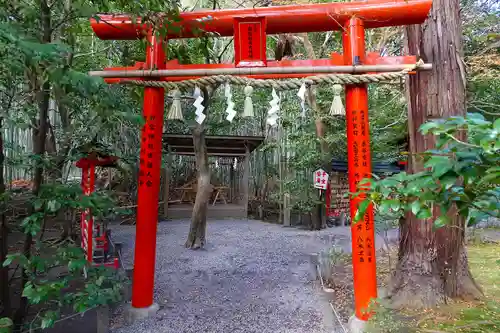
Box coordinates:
[367,243,500,333]
[417,244,500,333]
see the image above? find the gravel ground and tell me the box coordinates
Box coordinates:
[109,219,394,333]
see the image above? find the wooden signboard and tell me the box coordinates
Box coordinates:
[328,173,349,217]
[233,17,267,67]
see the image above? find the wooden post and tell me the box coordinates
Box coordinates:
[242,145,250,218]
[229,161,235,202]
[283,193,291,227]
[96,306,110,333]
[162,166,169,219]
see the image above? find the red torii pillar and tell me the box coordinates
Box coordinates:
[88,0,432,325]
[343,18,377,322]
[131,32,166,311]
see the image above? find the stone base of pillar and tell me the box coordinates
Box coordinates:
[124,303,159,325]
[348,315,367,333]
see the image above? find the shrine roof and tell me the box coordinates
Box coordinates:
[163,134,265,157]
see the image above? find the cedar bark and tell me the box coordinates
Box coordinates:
[185,87,213,249]
[390,0,482,308]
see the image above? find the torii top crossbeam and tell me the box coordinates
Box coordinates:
[91,0,432,40]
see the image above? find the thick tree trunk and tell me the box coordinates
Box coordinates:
[185,88,213,249]
[390,0,482,308]
[14,0,51,326]
[185,125,212,249]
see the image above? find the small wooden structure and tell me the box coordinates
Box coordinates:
[162,134,264,219]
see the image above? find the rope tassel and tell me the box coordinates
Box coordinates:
[329,84,345,116]
[242,85,254,117]
[168,89,183,120]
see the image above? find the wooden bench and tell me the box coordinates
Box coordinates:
[175,179,230,206]
[212,186,229,206]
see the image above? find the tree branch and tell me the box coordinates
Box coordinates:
[445,133,481,149]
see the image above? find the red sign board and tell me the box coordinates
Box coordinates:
[233,17,267,67]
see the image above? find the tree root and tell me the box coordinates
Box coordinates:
[388,247,484,309]
[184,237,204,250]
[119,217,136,225]
[43,236,76,247]
[388,255,446,309]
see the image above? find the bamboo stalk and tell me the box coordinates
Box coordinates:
[88,63,433,78]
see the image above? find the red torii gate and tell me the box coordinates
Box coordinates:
[89,0,432,325]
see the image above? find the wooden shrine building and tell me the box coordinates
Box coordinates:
[162,134,265,219]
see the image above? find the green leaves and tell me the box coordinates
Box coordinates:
[440,171,459,190]
[21,213,44,236]
[41,311,59,329]
[494,118,500,132]
[117,111,146,126]
[388,200,401,212]
[0,0,146,330]
[11,242,127,330]
[465,112,490,126]
[424,155,453,178]
[68,258,87,272]
[2,257,12,268]
[410,200,422,215]
[354,199,370,222]
[0,317,13,328]
[46,200,62,213]
[419,121,441,134]
[416,207,432,219]
[359,114,499,230]
[2,253,27,267]
[433,216,450,229]
[477,168,500,185]
[2,182,122,329]
[33,198,44,211]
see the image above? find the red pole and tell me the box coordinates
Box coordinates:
[80,166,89,261]
[79,162,95,263]
[343,17,377,321]
[87,164,95,262]
[326,182,331,218]
[89,164,96,193]
[131,31,166,309]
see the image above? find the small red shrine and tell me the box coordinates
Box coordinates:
[76,153,119,269]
